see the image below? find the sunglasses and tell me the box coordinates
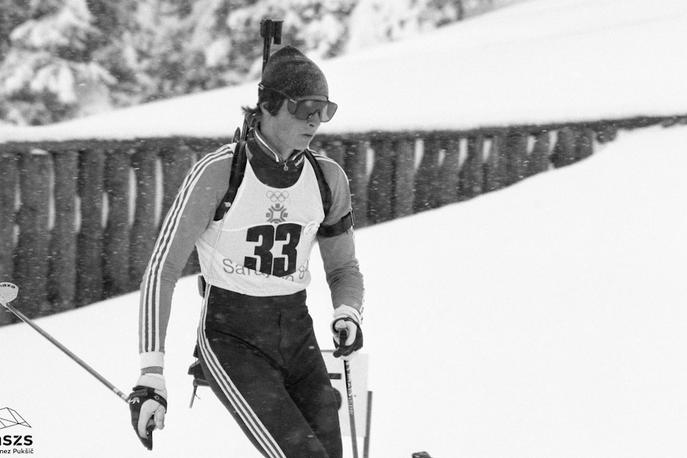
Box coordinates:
[259,84,338,122]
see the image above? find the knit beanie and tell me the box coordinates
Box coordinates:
[260,45,329,99]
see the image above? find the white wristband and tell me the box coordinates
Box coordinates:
[140,351,165,371]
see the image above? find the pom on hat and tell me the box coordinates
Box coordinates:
[260,46,329,99]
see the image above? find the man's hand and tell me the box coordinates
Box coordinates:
[128,373,167,450]
[332,304,363,360]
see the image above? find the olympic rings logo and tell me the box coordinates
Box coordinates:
[266,191,289,203]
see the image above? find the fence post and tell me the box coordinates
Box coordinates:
[49,149,78,311]
[76,147,105,306]
[551,127,576,168]
[0,149,17,280]
[575,128,594,161]
[437,136,461,207]
[180,142,203,277]
[0,148,18,325]
[504,129,528,186]
[459,135,484,200]
[414,136,442,213]
[161,141,200,277]
[367,137,395,224]
[103,146,132,297]
[130,145,159,287]
[484,133,505,192]
[14,148,52,317]
[323,139,346,168]
[160,142,194,221]
[526,131,551,177]
[595,122,617,143]
[344,139,369,228]
[393,137,415,218]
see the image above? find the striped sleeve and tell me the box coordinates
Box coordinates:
[138,145,232,371]
[315,156,365,313]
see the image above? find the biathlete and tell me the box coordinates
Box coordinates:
[127,45,365,458]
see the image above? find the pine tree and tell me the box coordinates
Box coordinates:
[0,0,496,125]
[84,0,143,107]
[135,0,236,99]
[0,0,115,124]
[228,0,358,82]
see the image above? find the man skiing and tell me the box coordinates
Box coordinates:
[127,45,365,458]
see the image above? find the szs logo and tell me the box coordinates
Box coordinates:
[0,407,34,450]
[0,408,30,430]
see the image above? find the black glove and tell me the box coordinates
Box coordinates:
[332,305,363,359]
[128,374,167,450]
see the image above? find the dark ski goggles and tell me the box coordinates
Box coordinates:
[259,84,338,122]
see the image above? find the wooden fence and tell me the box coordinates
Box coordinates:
[1,114,685,325]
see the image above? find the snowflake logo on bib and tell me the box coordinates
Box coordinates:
[265,191,289,223]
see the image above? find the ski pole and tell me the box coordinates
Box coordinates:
[344,359,359,458]
[0,282,129,403]
[339,329,359,458]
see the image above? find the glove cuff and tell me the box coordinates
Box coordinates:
[136,373,167,398]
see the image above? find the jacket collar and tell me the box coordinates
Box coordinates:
[252,127,305,166]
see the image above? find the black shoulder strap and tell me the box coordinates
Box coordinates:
[305,150,354,238]
[213,141,247,221]
[303,149,332,217]
[213,145,353,236]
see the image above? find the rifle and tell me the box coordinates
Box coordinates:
[232,18,283,143]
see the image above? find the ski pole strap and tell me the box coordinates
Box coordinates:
[128,386,168,410]
[128,386,168,450]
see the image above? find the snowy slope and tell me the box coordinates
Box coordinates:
[2,0,687,142]
[2,124,686,457]
[2,0,687,456]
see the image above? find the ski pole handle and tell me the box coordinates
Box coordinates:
[338,328,348,345]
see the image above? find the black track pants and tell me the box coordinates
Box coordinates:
[196,286,342,458]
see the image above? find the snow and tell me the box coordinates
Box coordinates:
[2,123,686,457]
[2,0,687,456]
[2,0,687,142]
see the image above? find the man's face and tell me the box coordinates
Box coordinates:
[262,95,327,154]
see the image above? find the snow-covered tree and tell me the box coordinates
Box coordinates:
[0,0,515,125]
[130,0,359,100]
[134,0,235,99]
[0,0,31,58]
[0,0,116,124]
[227,0,358,81]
